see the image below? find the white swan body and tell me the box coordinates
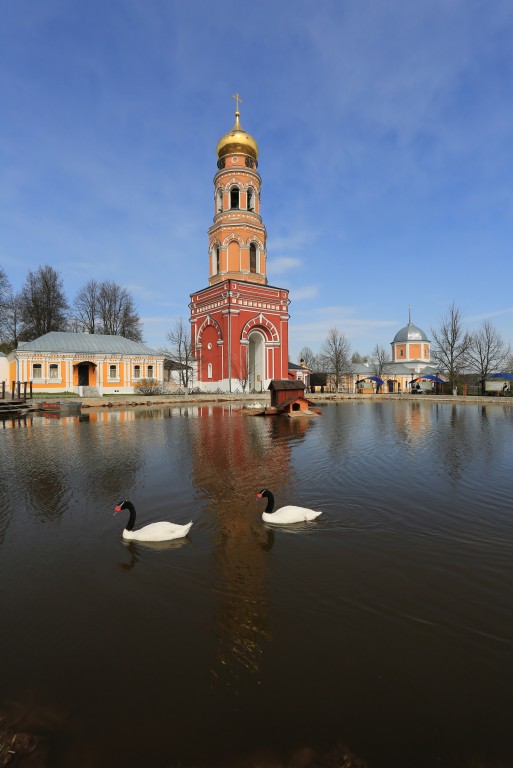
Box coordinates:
[257,489,322,524]
[114,500,193,542]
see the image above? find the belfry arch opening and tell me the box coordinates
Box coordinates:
[248,331,265,392]
[230,186,240,209]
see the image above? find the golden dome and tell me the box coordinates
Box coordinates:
[216,108,258,161]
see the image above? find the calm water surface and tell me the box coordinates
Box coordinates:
[1,401,513,767]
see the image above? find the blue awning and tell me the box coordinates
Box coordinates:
[356,376,384,386]
[488,373,513,381]
[413,374,446,384]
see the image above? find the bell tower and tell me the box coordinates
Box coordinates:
[208,93,267,287]
[190,95,290,393]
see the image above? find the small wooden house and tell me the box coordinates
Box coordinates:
[268,379,319,415]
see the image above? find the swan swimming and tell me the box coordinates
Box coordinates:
[256,489,322,524]
[114,500,193,542]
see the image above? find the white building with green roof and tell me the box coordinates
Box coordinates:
[7,332,167,396]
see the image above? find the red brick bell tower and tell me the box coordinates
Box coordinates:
[190,95,290,393]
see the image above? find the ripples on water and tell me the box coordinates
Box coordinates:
[1,401,513,767]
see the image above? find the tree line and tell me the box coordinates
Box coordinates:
[3,266,510,392]
[298,303,512,392]
[0,264,142,352]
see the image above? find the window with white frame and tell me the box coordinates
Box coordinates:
[49,364,59,379]
[33,363,42,379]
[133,365,141,379]
[208,363,213,379]
[109,364,117,379]
[147,365,154,378]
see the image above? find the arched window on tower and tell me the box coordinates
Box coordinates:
[250,243,257,273]
[247,187,254,211]
[216,246,220,273]
[230,186,240,209]
[217,189,223,213]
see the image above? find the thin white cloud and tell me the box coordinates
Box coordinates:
[465,306,513,323]
[289,285,319,301]
[268,231,312,252]
[270,257,302,275]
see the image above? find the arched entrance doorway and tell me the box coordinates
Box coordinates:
[75,362,96,387]
[248,331,265,392]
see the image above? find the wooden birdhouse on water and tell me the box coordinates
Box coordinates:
[268,380,319,415]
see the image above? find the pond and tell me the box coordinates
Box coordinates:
[1,401,513,767]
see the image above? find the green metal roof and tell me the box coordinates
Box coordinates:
[16,332,161,356]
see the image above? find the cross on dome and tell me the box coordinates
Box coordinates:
[232,92,243,113]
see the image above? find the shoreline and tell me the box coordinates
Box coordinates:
[28,391,513,409]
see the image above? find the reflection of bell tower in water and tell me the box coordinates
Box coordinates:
[190,94,290,392]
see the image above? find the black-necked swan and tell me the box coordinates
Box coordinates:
[114,500,193,542]
[256,489,322,524]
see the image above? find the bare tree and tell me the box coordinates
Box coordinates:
[298,346,318,370]
[467,320,511,394]
[0,267,13,348]
[3,295,21,351]
[232,353,252,393]
[371,344,389,390]
[319,327,352,391]
[18,265,69,341]
[351,351,369,365]
[97,281,142,341]
[73,279,100,333]
[431,303,471,390]
[0,268,21,351]
[167,318,194,388]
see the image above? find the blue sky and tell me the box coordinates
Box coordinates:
[1,0,512,360]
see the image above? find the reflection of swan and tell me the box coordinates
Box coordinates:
[119,543,140,571]
[114,500,193,542]
[256,489,322,524]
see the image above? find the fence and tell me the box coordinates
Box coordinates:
[1,381,33,401]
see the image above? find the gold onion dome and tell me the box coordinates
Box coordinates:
[217,108,258,160]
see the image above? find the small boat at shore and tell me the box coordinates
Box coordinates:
[39,401,82,414]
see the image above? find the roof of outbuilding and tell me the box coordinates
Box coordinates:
[16,332,161,356]
[352,362,440,376]
[268,379,306,391]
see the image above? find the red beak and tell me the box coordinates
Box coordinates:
[257,493,262,499]
[114,505,122,513]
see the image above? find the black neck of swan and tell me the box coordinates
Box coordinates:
[261,490,275,514]
[123,501,136,530]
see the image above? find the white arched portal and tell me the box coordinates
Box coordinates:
[248,331,265,392]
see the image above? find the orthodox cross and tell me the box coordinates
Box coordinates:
[232,92,243,112]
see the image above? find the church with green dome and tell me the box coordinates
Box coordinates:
[352,310,443,394]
